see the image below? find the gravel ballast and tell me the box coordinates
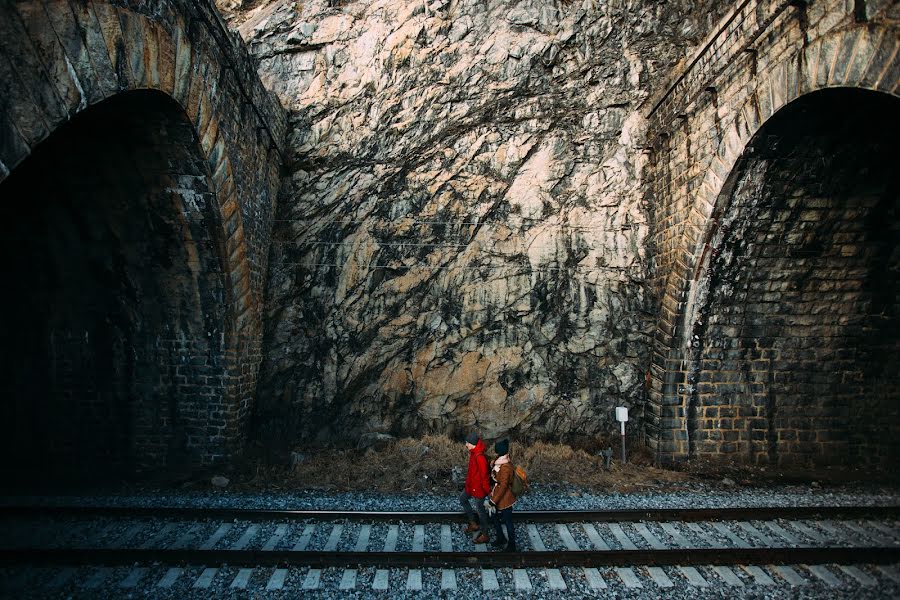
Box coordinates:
[0,484,898,599]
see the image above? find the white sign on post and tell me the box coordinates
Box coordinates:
[615,406,628,463]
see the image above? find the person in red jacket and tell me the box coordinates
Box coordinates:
[459,432,491,543]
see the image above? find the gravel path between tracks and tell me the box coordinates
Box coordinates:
[2,482,898,512]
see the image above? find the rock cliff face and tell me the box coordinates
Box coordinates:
[221,0,729,446]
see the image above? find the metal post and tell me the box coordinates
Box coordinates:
[615,407,629,464]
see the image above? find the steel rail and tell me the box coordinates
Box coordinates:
[1,505,898,523]
[1,546,897,569]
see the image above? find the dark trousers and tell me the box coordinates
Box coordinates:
[458,490,490,534]
[492,507,516,549]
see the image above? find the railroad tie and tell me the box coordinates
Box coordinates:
[741,565,775,586]
[338,569,357,590]
[261,524,289,551]
[46,567,77,590]
[406,569,423,591]
[556,524,580,550]
[608,523,638,550]
[818,521,855,545]
[292,524,315,550]
[383,525,399,551]
[266,568,287,591]
[637,524,710,586]
[357,524,373,550]
[141,523,176,549]
[841,521,888,545]
[712,522,751,548]
[340,524,371,590]
[839,565,876,586]
[323,524,343,551]
[199,523,232,550]
[634,523,666,549]
[804,564,841,587]
[736,521,775,546]
[712,565,744,586]
[199,523,259,588]
[168,524,197,550]
[39,520,87,550]
[582,523,610,550]
[192,567,218,589]
[788,521,825,544]
[527,524,566,590]
[615,567,643,588]
[231,525,259,550]
[302,568,322,590]
[373,525,399,590]
[119,567,147,588]
[513,569,532,591]
[660,522,691,548]
[440,524,457,591]
[678,523,745,585]
[685,522,710,545]
[481,567,500,591]
[407,525,425,591]
[678,566,709,587]
[475,539,500,591]
[646,566,674,587]
[157,568,183,588]
[761,521,801,545]
[230,568,254,589]
[771,565,806,586]
[110,523,145,548]
[877,565,900,583]
[558,524,600,589]
[584,567,607,589]
[441,569,458,590]
[866,520,900,541]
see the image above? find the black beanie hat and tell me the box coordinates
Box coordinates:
[495,438,509,456]
[465,432,479,445]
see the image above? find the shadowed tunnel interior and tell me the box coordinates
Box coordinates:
[687,89,899,467]
[0,91,228,483]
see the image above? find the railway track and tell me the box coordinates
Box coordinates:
[1,505,899,594]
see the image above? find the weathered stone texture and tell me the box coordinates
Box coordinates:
[231,0,730,446]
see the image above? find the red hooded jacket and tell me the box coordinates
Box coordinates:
[464,439,491,498]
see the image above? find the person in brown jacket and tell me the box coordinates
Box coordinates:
[485,438,517,551]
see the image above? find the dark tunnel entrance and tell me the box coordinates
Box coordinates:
[0,91,228,484]
[688,88,899,468]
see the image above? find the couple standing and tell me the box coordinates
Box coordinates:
[459,433,517,552]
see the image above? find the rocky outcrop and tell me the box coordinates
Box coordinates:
[224,0,729,446]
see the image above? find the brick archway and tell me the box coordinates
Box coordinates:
[647,16,899,463]
[0,0,285,466]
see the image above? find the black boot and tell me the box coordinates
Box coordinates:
[491,536,507,548]
[503,544,517,552]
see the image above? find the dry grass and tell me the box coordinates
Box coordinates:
[238,435,692,494]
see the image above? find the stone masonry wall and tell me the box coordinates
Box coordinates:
[688,89,899,466]
[0,0,286,469]
[0,92,230,474]
[644,0,899,464]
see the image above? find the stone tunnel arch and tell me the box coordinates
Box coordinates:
[0,90,229,478]
[682,88,898,467]
[0,0,286,477]
[649,18,899,465]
